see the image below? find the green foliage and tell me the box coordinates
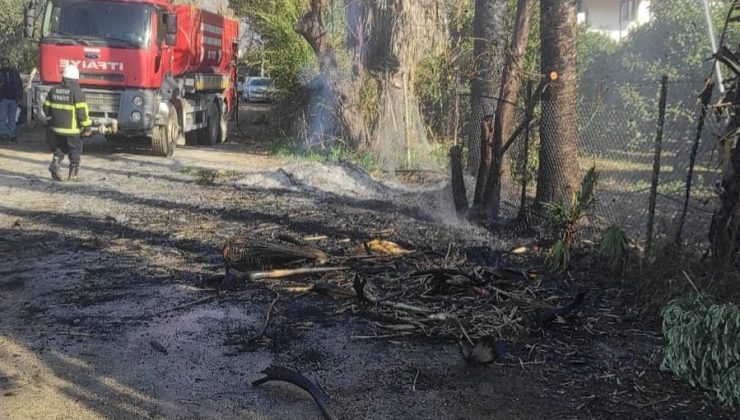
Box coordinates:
[414,0,474,144]
[546,239,571,274]
[580,0,737,83]
[544,167,599,242]
[661,293,740,406]
[230,0,316,92]
[544,167,600,272]
[599,225,629,271]
[577,26,618,87]
[415,51,467,143]
[271,139,381,173]
[578,0,739,149]
[325,0,353,74]
[0,0,38,71]
[359,73,380,130]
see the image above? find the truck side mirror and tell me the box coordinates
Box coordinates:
[24,2,36,38]
[164,13,177,46]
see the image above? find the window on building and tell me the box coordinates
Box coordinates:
[620,0,637,22]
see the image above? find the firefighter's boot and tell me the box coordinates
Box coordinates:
[68,164,80,182]
[48,155,63,181]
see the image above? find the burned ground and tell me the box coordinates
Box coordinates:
[0,105,735,419]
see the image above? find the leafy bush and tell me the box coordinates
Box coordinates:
[229,0,316,92]
[544,166,599,273]
[661,293,740,406]
[0,0,38,71]
[414,1,474,144]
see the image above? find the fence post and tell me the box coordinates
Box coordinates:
[518,80,534,220]
[675,79,715,246]
[646,75,669,258]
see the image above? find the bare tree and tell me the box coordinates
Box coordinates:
[468,0,508,172]
[535,0,580,205]
[474,0,537,220]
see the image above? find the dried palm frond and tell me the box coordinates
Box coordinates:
[223,237,329,270]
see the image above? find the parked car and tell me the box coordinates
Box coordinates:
[242,77,275,102]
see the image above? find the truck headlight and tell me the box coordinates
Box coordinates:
[133,96,144,107]
[131,111,142,122]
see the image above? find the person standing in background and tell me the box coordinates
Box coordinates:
[0,57,24,143]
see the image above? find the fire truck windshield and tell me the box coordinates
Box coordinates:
[42,0,151,48]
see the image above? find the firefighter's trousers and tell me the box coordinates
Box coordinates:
[45,129,82,166]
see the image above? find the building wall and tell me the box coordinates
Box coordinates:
[580,0,651,41]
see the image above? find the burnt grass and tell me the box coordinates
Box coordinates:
[0,125,737,419]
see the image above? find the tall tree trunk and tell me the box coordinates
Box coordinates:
[535,0,580,205]
[478,0,537,220]
[467,0,508,173]
[363,0,447,171]
[296,0,368,149]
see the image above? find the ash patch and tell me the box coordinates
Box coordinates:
[234,160,388,199]
[232,160,458,222]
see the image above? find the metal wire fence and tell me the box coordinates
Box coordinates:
[462,77,725,247]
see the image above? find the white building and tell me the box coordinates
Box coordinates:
[578,0,652,41]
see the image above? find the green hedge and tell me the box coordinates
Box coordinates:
[661,293,740,405]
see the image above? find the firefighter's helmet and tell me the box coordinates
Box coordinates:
[62,65,79,80]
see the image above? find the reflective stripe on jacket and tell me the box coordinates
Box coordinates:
[42,81,91,136]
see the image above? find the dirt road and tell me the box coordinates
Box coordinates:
[0,105,734,419]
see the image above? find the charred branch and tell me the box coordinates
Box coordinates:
[252,365,338,420]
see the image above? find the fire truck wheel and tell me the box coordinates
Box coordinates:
[200,100,222,145]
[151,104,179,157]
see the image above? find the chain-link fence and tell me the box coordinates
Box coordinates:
[463,77,726,247]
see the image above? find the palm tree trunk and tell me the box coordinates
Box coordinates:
[535,0,580,205]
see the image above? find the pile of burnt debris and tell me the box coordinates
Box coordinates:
[192,234,589,418]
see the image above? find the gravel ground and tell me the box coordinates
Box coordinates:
[0,104,735,419]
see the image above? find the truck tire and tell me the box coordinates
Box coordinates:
[151,104,180,157]
[199,100,222,145]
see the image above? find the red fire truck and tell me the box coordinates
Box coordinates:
[24,0,239,156]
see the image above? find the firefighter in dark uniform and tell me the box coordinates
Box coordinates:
[43,65,92,181]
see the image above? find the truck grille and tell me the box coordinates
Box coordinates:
[80,72,124,83]
[84,91,121,114]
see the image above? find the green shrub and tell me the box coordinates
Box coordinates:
[661,293,740,406]
[544,166,599,273]
[230,0,316,92]
[545,240,571,274]
[599,225,629,272]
